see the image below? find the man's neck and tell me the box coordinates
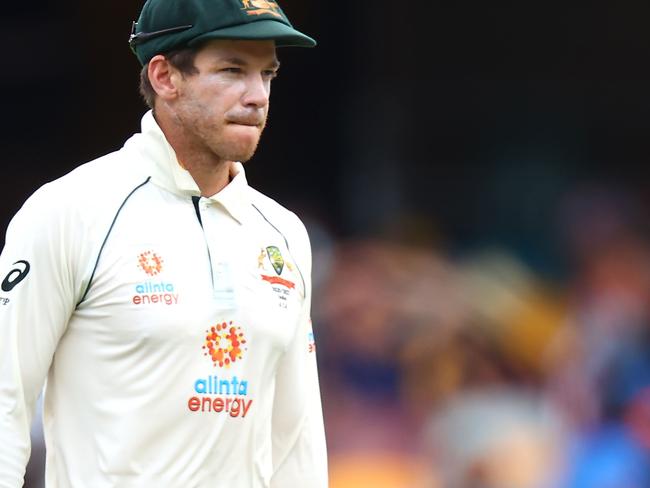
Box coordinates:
[154,110,231,197]
[181,155,232,197]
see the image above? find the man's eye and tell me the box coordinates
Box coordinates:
[263,70,279,79]
[223,67,242,74]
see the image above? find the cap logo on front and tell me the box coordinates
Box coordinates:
[130,0,317,65]
[240,0,282,19]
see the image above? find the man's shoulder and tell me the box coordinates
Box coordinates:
[245,186,313,285]
[54,148,146,197]
[17,147,147,227]
[37,146,143,200]
[246,186,308,237]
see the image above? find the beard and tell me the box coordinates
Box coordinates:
[208,121,266,162]
[173,96,268,163]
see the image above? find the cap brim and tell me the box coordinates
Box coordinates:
[188,19,316,48]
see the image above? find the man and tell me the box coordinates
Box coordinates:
[0,0,327,486]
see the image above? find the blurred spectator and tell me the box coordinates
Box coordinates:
[426,388,565,488]
[316,239,465,453]
[329,451,433,488]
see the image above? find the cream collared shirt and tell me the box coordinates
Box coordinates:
[0,111,327,488]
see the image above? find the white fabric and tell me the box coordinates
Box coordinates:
[0,111,327,488]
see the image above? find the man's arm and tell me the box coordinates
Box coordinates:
[270,226,328,488]
[0,185,77,487]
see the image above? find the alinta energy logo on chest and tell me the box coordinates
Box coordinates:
[187,321,253,418]
[203,321,247,368]
[239,0,283,19]
[132,251,180,306]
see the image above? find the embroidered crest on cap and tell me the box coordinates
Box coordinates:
[240,0,282,19]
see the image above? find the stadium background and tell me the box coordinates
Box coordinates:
[4,2,650,487]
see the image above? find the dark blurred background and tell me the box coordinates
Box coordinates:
[6,2,650,487]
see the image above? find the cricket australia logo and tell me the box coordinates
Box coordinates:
[266,246,284,275]
[240,0,283,19]
[258,246,295,286]
[257,246,297,308]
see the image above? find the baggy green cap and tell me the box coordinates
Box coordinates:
[130,0,316,65]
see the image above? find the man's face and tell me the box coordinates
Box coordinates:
[169,39,279,163]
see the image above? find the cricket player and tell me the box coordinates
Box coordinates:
[0,0,327,486]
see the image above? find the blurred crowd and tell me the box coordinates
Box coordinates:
[24,183,650,487]
[312,183,650,488]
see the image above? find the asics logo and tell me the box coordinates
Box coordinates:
[1,260,30,292]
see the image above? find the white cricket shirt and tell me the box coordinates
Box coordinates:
[0,112,327,487]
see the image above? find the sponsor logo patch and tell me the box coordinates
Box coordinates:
[1,260,30,292]
[137,251,163,276]
[202,321,248,368]
[266,245,284,275]
[132,251,179,305]
[187,375,253,418]
[0,260,31,305]
[257,246,296,308]
[188,322,253,418]
[308,330,316,353]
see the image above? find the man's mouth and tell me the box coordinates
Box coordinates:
[227,118,263,127]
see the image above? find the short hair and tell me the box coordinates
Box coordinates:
[139,47,201,109]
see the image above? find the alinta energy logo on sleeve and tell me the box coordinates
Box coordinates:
[132,251,180,306]
[187,321,253,418]
[308,330,316,354]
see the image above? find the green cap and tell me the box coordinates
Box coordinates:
[129,0,316,65]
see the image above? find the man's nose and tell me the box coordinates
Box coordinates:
[242,74,270,109]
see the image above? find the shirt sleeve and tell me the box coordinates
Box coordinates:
[270,226,328,488]
[0,186,78,487]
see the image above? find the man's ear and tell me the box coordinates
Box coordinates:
[148,55,181,101]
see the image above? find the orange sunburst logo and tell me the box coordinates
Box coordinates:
[203,322,247,368]
[138,251,163,276]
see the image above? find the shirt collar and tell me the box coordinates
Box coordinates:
[131,110,252,225]
[207,162,251,225]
